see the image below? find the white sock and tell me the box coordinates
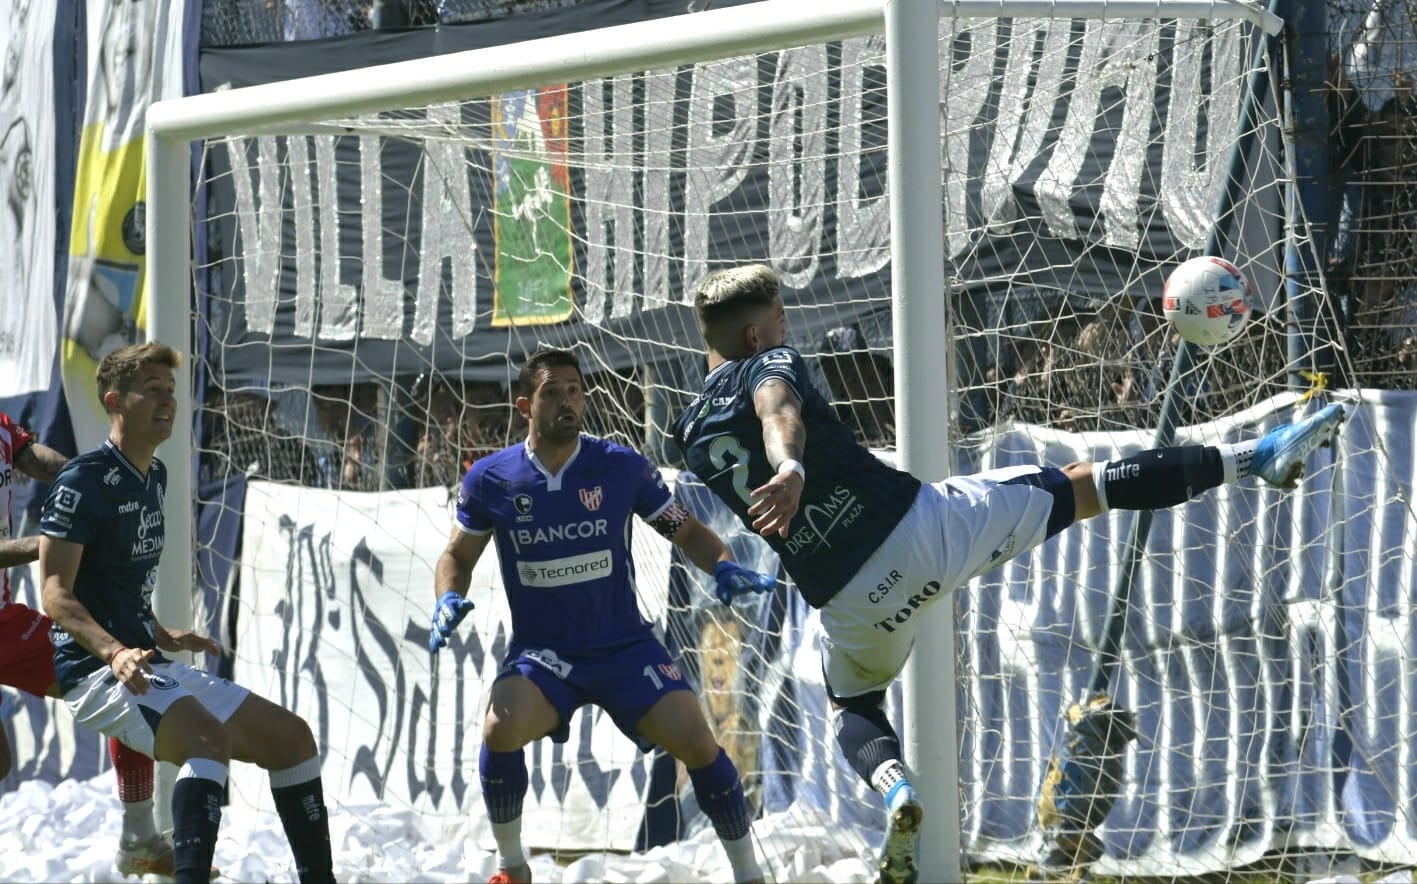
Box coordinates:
[491,818,526,871]
[870,760,910,801]
[1215,440,1258,483]
[120,797,158,844]
[721,832,763,883]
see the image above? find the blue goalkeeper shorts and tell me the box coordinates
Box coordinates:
[495,634,691,751]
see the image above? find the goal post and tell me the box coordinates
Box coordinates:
[140,0,1346,880]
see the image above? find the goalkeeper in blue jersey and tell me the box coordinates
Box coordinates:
[670,263,1347,884]
[427,348,770,884]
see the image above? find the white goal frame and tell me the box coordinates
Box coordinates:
[146,0,1286,878]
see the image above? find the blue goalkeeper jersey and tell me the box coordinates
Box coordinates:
[39,441,170,692]
[672,345,921,608]
[455,434,673,653]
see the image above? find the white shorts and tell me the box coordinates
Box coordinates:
[63,661,251,758]
[818,466,1057,698]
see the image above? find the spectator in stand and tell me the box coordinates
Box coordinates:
[413,379,512,488]
[205,390,320,485]
[818,324,896,446]
[313,382,382,491]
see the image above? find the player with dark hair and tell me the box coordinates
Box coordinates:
[39,341,334,884]
[671,263,1347,884]
[0,408,188,876]
[428,347,772,884]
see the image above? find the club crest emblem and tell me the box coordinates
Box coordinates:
[579,486,603,511]
[514,494,534,515]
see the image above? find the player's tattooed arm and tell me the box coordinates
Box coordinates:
[15,440,68,484]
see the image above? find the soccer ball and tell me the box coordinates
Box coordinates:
[1161,256,1252,346]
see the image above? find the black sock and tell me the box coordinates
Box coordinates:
[271,773,334,883]
[1098,446,1224,510]
[832,701,903,786]
[171,761,226,884]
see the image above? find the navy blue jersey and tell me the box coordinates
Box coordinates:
[455,435,673,654]
[672,346,921,607]
[39,441,170,692]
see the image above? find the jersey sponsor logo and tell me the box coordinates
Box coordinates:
[132,507,165,556]
[516,549,613,587]
[51,486,82,514]
[524,647,572,678]
[873,580,944,633]
[147,674,179,690]
[762,351,793,366]
[784,484,866,555]
[866,569,905,604]
[1105,462,1140,482]
[104,467,121,486]
[118,500,139,514]
[711,396,735,407]
[510,519,608,548]
[579,486,603,511]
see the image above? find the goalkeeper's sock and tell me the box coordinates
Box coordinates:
[1091,446,1224,512]
[269,756,334,883]
[481,746,530,869]
[171,758,227,884]
[688,749,760,881]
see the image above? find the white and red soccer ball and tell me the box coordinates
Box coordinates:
[1161,256,1252,347]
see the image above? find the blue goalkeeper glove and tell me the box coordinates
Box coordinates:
[428,591,475,654]
[712,561,775,606]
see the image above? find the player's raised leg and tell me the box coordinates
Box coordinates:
[636,690,764,884]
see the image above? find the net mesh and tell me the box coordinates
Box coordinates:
[186,5,1417,878]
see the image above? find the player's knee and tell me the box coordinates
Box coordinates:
[160,714,232,765]
[669,727,722,770]
[482,713,533,753]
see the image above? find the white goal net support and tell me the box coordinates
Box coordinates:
[145,0,1417,879]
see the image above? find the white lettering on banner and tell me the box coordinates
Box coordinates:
[224,26,1240,337]
[516,550,613,587]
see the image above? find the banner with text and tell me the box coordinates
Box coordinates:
[228,393,1416,871]
[0,2,59,398]
[197,2,1277,388]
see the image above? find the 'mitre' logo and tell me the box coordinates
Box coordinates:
[579,486,603,511]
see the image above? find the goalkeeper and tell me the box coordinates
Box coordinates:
[428,348,770,884]
[671,263,1347,884]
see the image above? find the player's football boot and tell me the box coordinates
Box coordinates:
[488,864,532,884]
[115,834,220,880]
[1251,402,1347,489]
[876,782,922,884]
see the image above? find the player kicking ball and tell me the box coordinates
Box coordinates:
[672,263,1346,884]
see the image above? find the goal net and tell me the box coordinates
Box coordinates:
[153,0,1417,878]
